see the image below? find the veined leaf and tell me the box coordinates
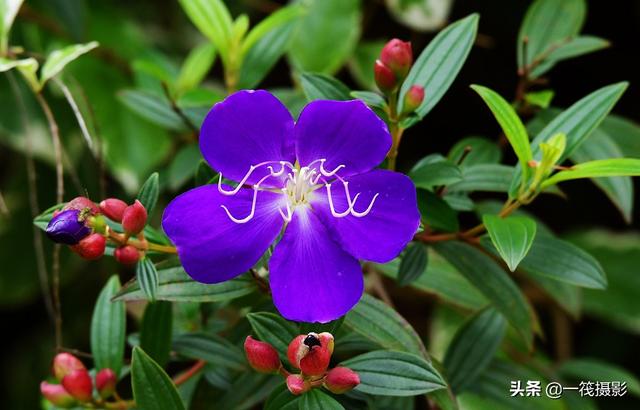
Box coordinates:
[138,172,160,217]
[300,72,351,101]
[483,215,537,271]
[448,136,502,167]
[91,276,126,376]
[178,0,232,65]
[299,389,345,409]
[542,158,640,188]
[409,158,462,189]
[398,243,428,286]
[140,301,173,367]
[399,13,478,119]
[132,347,185,410]
[443,308,506,393]
[264,384,300,410]
[559,359,640,397]
[118,90,185,131]
[600,114,640,158]
[246,312,298,360]
[342,350,446,396]
[524,90,555,109]
[40,41,99,88]
[241,4,304,56]
[448,164,515,193]
[417,189,459,232]
[350,90,386,109]
[433,241,534,347]
[172,333,246,370]
[530,35,609,78]
[136,257,159,301]
[176,43,216,96]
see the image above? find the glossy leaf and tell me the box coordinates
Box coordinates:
[600,114,640,158]
[433,241,533,347]
[398,243,428,286]
[40,41,99,87]
[132,347,185,410]
[118,90,185,131]
[300,72,351,101]
[417,189,459,232]
[241,4,304,56]
[140,301,173,368]
[448,136,501,167]
[299,389,345,410]
[246,312,298,359]
[409,157,462,189]
[443,308,506,393]
[350,90,386,109]
[399,13,478,118]
[138,172,160,217]
[448,164,515,193]
[91,276,126,376]
[113,267,257,302]
[264,384,300,410]
[342,350,446,396]
[176,43,216,96]
[173,333,246,370]
[136,257,159,301]
[559,359,640,397]
[530,35,609,78]
[178,0,232,64]
[483,215,537,271]
[542,158,640,188]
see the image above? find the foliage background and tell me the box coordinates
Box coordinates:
[0,0,639,408]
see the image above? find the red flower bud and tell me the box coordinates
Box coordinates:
[71,233,106,260]
[374,60,397,93]
[287,332,334,376]
[62,369,93,402]
[52,353,85,381]
[402,85,425,114]
[95,368,117,399]
[380,39,412,79]
[286,374,310,396]
[65,196,99,215]
[244,336,282,373]
[122,200,147,235]
[40,382,76,408]
[99,198,128,222]
[114,245,140,265]
[324,367,360,394]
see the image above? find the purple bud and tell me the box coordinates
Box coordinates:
[45,209,91,245]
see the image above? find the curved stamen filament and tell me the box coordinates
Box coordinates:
[218,160,295,195]
[350,193,379,217]
[326,180,379,218]
[220,188,258,223]
[326,183,351,217]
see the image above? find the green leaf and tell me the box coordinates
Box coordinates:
[517,0,586,70]
[433,241,533,347]
[524,90,555,109]
[264,384,300,410]
[194,160,218,186]
[348,41,384,90]
[178,0,232,65]
[298,317,344,335]
[176,43,216,96]
[172,333,246,370]
[350,90,386,109]
[559,359,640,397]
[0,57,40,91]
[168,145,201,190]
[242,4,304,56]
[91,276,126,376]
[417,189,459,232]
[409,157,462,189]
[40,41,99,88]
[342,350,446,396]
[448,164,515,193]
[300,72,351,101]
[288,0,361,74]
[113,266,257,302]
[299,389,345,410]
[600,114,640,158]
[0,0,23,54]
[448,136,502,167]
[140,301,173,368]
[33,203,65,230]
[132,347,185,410]
[514,235,607,289]
[483,215,537,271]
[470,85,532,183]
[344,294,427,357]
[246,312,298,360]
[398,243,428,286]
[118,90,185,131]
[216,373,280,410]
[443,308,506,393]
[399,13,478,119]
[542,158,640,188]
[530,35,609,78]
[138,172,160,217]
[136,257,159,301]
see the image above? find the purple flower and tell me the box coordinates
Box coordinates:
[46,209,91,245]
[162,90,420,322]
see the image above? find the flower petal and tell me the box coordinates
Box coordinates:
[162,185,284,283]
[200,90,295,186]
[313,169,420,263]
[269,208,363,323]
[295,100,391,177]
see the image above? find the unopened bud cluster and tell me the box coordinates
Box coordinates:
[45,195,148,265]
[244,332,360,396]
[40,353,117,408]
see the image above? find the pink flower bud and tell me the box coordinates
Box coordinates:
[99,198,128,222]
[380,39,412,79]
[40,382,76,408]
[52,353,85,381]
[71,233,106,260]
[402,85,425,114]
[65,196,99,215]
[114,245,140,265]
[95,368,117,399]
[287,332,334,376]
[62,369,93,402]
[374,60,397,93]
[286,374,310,396]
[122,200,147,235]
[244,336,282,373]
[324,367,360,394]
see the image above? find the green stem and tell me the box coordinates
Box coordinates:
[386,91,404,171]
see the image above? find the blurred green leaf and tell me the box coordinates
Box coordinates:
[542,158,640,188]
[138,172,159,217]
[132,347,185,410]
[524,90,555,109]
[0,57,40,91]
[176,43,216,96]
[559,358,640,397]
[140,301,173,368]
[483,215,537,271]
[264,384,300,410]
[418,189,459,232]
[168,145,201,190]
[216,372,280,410]
[289,0,361,74]
[348,41,384,90]
[399,13,478,119]
[350,90,386,109]
[114,267,257,302]
[448,136,501,167]
[118,90,185,131]
[300,389,344,409]
[242,4,304,56]
[342,350,446,396]
[91,276,126,376]
[173,333,246,370]
[398,243,428,286]
[443,308,506,393]
[433,241,533,347]
[40,41,99,88]
[600,114,640,158]
[300,72,351,101]
[178,0,232,65]
[448,164,515,193]
[33,203,65,230]
[247,312,298,360]
[194,160,217,186]
[136,257,159,301]
[530,35,609,78]
[0,0,23,54]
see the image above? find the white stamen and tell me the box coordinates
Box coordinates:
[220,188,258,223]
[326,183,351,217]
[350,193,379,217]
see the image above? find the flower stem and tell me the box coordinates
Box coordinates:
[106,228,177,254]
[386,91,404,171]
[173,359,206,385]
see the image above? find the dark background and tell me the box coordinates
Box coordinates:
[0,0,639,408]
